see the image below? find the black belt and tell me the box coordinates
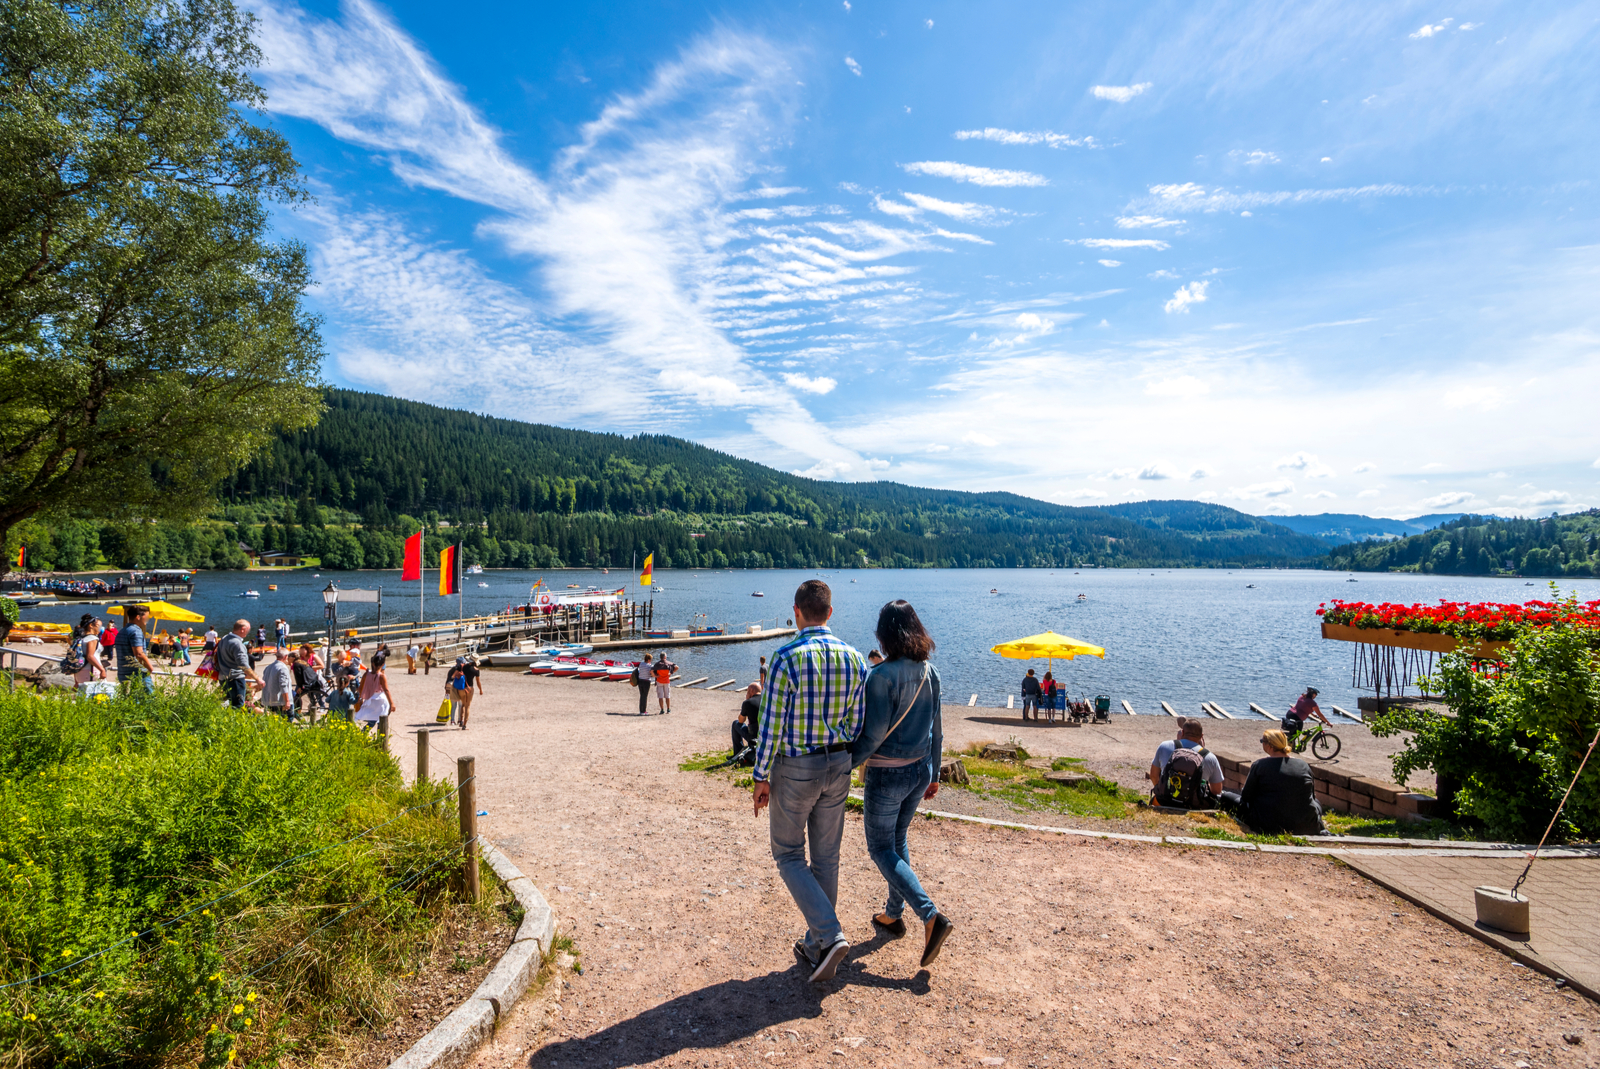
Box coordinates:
[802,742,850,755]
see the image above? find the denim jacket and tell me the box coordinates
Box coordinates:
[850,658,942,771]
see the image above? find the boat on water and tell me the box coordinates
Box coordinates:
[466,564,484,575]
[690,627,725,637]
[751,592,764,598]
[990,588,999,594]
[239,590,260,598]
[1076,593,1087,601]
[268,584,278,591]
[477,581,489,588]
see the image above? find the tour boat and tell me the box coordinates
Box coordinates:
[466,564,484,575]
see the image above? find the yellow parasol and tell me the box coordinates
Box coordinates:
[107,601,206,623]
[990,630,1106,662]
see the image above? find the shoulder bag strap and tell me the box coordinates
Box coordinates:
[883,663,930,742]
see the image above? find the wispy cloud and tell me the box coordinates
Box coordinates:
[1098,259,1121,267]
[1115,215,1184,229]
[844,55,862,76]
[1163,281,1208,313]
[901,161,1049,187]
[1421,490,1474,508]
[1274,451,1334,478]
[1228,149,1280,165]
[1138,182,1431,214]
[900,191,1012,224]
[1067,238,1170,250]
[952,128,1096,149]
[784,373,838,394]
[1091,82,1152,103]
[1226,480,1295,500]
[1409,18,1453,39]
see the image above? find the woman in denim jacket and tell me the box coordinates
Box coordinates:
[851,600,954,967]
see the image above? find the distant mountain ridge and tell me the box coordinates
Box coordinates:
[1265,512,1465,546]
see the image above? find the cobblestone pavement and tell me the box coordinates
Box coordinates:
[1340,853,1600,1000]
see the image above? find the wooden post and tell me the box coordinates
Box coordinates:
[378,713,389,749]
[417,728,429,784]
[457,756,479,903]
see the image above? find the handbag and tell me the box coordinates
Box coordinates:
[435,698,452,724]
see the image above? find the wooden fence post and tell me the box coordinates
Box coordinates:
[378,714,389,750]
[457,756,479,903]
[417,728,429,784]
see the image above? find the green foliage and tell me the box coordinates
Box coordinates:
[0,683,461,1066]
[1371,591,1600,842]
[946,754,1140,820]
[0,0,324,545]
[1329,510,1600,576]
[215,389,1329,570]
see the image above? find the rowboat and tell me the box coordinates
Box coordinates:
[576,662,610,680]
[548,658,584,678]
[606,664,638,682]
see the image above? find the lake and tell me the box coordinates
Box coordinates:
[22,567,1594,720]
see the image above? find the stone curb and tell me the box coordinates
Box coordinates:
[387,838,559,1069]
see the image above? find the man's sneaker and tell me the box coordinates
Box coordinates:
[810,939,849,983]
[792,940,815,972]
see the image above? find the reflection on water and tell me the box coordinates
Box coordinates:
[23,567,1593,719]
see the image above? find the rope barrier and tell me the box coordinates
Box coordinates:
[1511,723,1600,897]
[0,780,471,991]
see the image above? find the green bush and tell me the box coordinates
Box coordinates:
[1372,590,1600,842]
[0,683,461,1067]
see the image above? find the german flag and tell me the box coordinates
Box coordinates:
[438,544,460,596]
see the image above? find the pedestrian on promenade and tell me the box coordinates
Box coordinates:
[261,648,296,722]
[652,652,678,714]
[406,641,419,674]
[633,656,653,715]
[1020,668,1041,721]
[752,579,868,983]
[113,605,156,695]
[175,627,193,666]
[354,650,395,732]
[70,616,106,684]
[203,625,218,654]
[421,643,434,674]
[216,619,262,708]
[274,618,288,648]
[458,655,482,728]
[852,600,954,967]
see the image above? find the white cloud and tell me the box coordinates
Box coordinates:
[1593,457,1600,469]
[1275,451,1334,478]
[1139,182,1429,215]
[1443,384,1503,410]
[1357,488,1382,499]
[1163,281,1209,314]
[934,228,994,245]
[901,161,1048,187]
[1229,150,1280,166]
[1352,462,1377,474]
[864,457,891,470]
[1147,269,1179,280]
[1065,489,1107,500]
[1115,215,1184,229]
[1091,82,1152,103]
[870,196,919,218]
[962,431,998,447]
[1226,480,1296,500]
[1410,18,1454,39]
[783,373,838,394]
[1420,462,1446,471]
[1499,489,1572,507]
[841,0,849,8]
[925,18,933,29]
[1098,259,1121,267]
[925,443,950,453]
[1303,490,1338,500]
[953,128,1094,149]
[844,56,862,76]
[901,191,1011,223]
[1144,375,1209,397]
[1459,21,1481,30]
[1321,157,1333,163]
[1239,211,1252,217]
[1068,238,1170,250]
[1421,491,1474,508]
[1138,462,1181,481]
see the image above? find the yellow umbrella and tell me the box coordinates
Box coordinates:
[107,600,206,623]
[990,630,1106,661]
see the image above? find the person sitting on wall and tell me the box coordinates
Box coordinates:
[732,682,763,760]
[1220,729,1327,835]
[1148,719,1224,809]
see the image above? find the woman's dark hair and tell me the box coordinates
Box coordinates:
[74,613,97,638]
[372,651,388,669]
[875,600,934,662]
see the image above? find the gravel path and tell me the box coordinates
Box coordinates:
[387,668,1597,1067]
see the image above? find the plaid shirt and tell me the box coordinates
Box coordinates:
[753,626,868,782]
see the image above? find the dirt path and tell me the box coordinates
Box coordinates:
[361,668,1600,1066]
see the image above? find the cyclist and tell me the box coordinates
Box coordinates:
[1282,687,1331,740]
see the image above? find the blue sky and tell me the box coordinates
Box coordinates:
[247,0,1600,519]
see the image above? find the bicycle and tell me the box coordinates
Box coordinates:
[1288,720,1341,760]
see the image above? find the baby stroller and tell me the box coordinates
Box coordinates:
[1092,695,1112,723]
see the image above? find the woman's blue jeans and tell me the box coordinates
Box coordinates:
[862,761,938,923]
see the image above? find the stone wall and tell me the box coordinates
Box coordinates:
[1210,748,1438,823]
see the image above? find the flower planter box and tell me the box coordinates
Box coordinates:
[1320,622,1508,658]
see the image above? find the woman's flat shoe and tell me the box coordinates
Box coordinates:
[872,914,906,938]
[920,913,953,967]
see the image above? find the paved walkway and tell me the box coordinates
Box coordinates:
[1341,852,1600,1001]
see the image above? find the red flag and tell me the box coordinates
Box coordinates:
[402,531,422,581]
[14,546,23,570]
[438,544,459,596]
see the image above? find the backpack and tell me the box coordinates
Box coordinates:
[1160,745,1212,808]
[60,636,88,676]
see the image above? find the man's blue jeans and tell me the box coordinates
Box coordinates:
[223,677,250,708]
[767,750,851,960]
[862,761,938,923]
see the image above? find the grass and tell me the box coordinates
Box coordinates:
[1185,825,1310,847]
[1322,811,1478,841]
[0,681,470,1068]
[947,753,1143,820]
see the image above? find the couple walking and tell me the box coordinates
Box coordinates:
[752,580,953,983]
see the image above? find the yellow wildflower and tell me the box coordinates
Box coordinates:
[233,1004,243,1014]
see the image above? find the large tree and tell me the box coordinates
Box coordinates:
[0,0,322,546]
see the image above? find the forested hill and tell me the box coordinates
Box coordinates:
[1327,511,1600,576]
[217,389,1329,569]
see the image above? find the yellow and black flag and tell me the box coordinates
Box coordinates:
[438,544,460,596]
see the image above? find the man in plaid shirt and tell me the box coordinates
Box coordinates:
[752,579,868,982]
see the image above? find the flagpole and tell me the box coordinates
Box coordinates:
[456,543,462,623]
[419,531,425,627]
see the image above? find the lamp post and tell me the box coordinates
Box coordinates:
[322,582,338,665]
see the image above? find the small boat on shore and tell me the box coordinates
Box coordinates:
[751,592,765,598]
[606,664,638,682]
[548,659,583,678]
[576,662,610,680]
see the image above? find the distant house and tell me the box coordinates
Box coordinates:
[249,549,306,568]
